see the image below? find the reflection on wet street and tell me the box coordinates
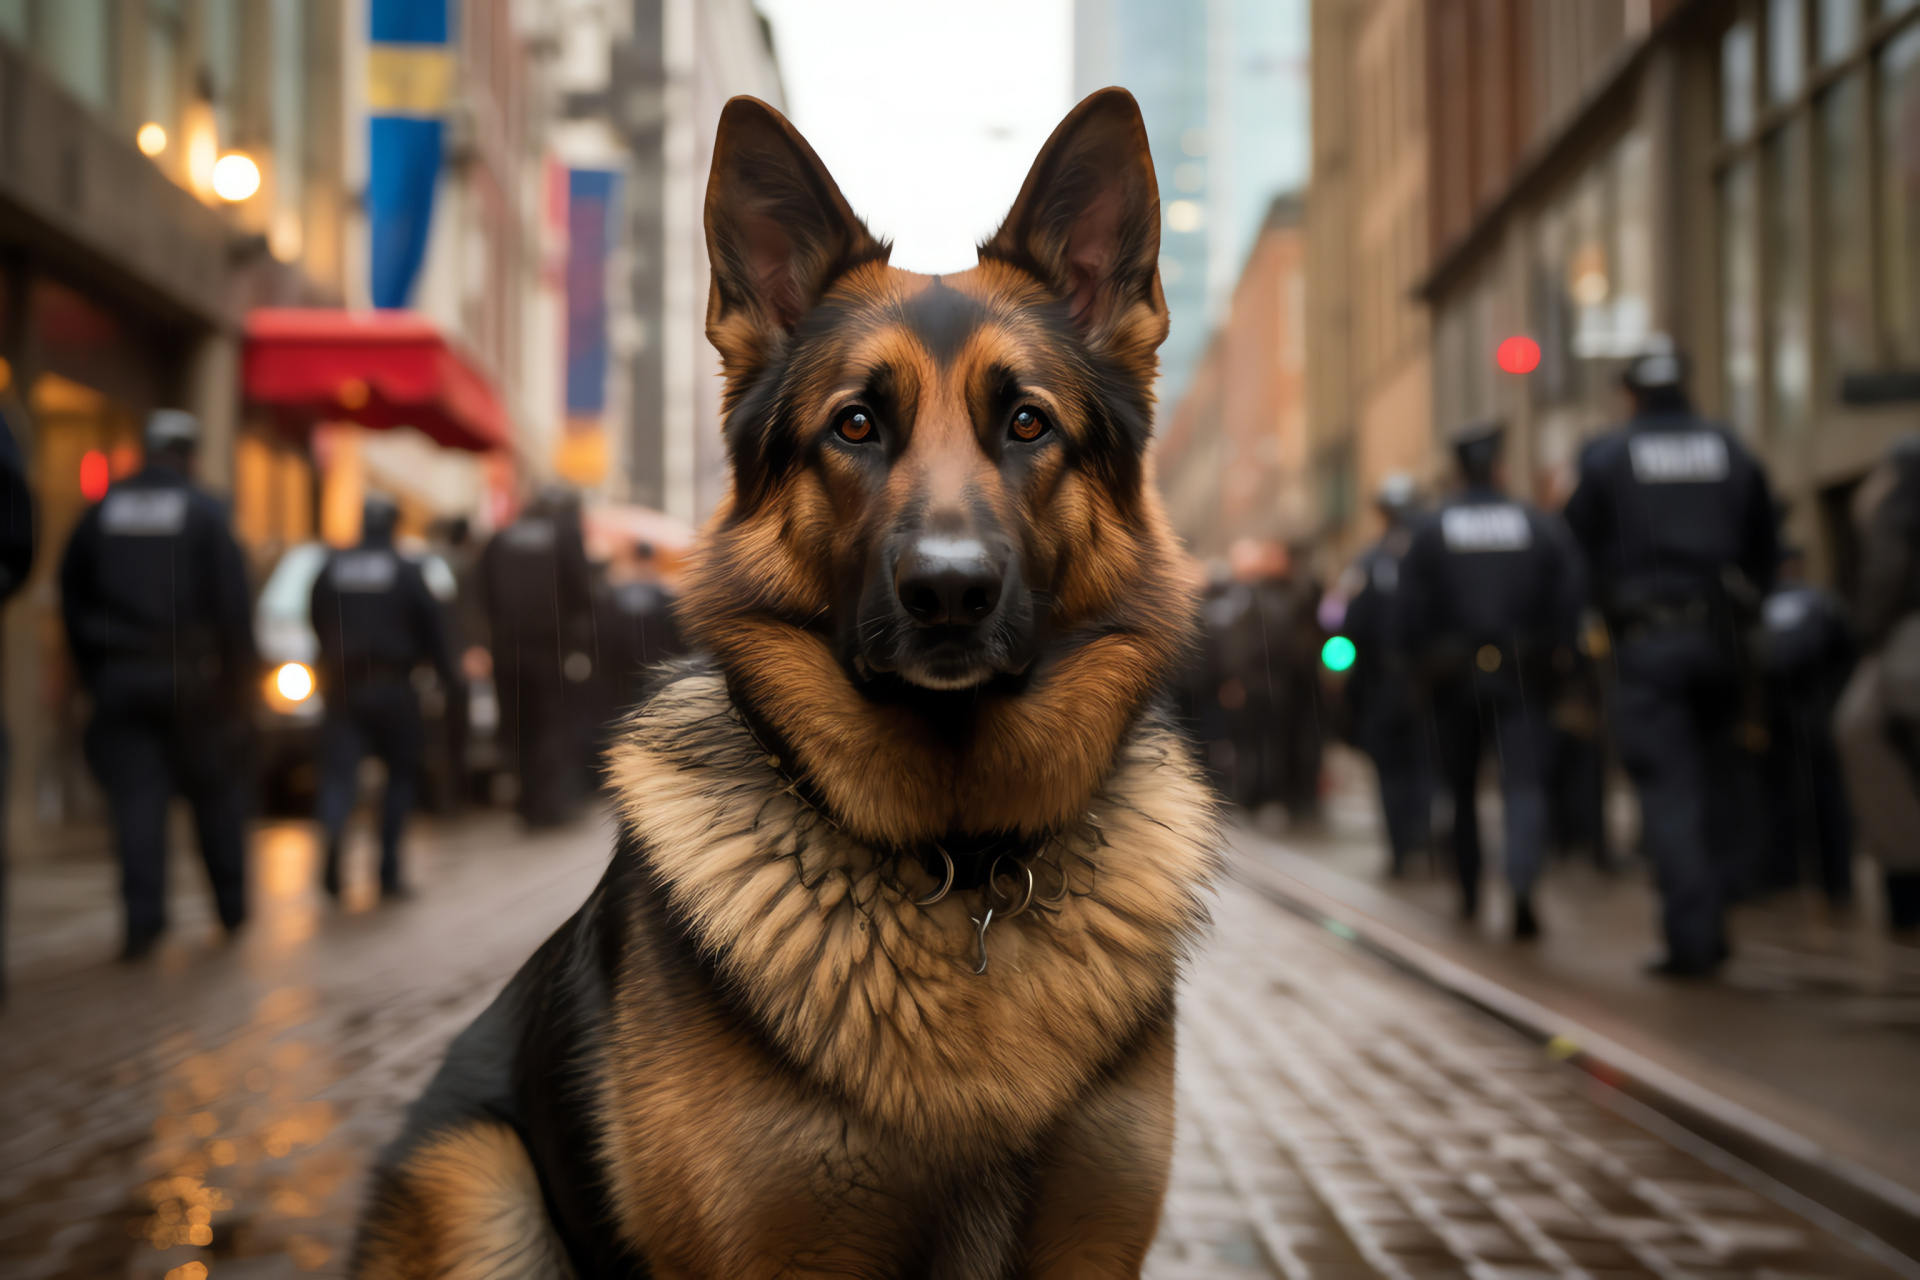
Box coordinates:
[4,810,1914,1280]
[0,814,612,1279]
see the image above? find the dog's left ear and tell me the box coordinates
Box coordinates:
[981,88,1168,363]
[705,96,886,373]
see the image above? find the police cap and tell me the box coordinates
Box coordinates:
[144,409,201,452]
[1375,472,1417,516]
[363,492,400,542]
[1448,419,1505,477]
[1622,340,1689,395]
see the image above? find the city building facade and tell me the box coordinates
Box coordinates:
[1157,196,1310,560]
[1305,0,1433,564]
[1421,0,1920,589]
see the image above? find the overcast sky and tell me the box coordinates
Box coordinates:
[754,0,1076,275]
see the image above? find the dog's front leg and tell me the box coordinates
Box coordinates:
[1020,1013,1176,1279]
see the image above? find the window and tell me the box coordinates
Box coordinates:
[1719,2,1920,427]
[41,0,111,111]
[1768,0,1805,102]
[1767,121,1811,438]
[146,0,184,142]
[1882,24,1920,364]
[1723,162,1761,435]
[1822,74,1874,373]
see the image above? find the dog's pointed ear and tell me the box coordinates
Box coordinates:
[704,96,886,369]
[980,88,1167,360]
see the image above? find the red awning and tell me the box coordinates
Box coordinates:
[242,308,511,453]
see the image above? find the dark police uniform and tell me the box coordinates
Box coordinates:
[1564,395,1776,972]
[311,515,455,896]
[1403,465,1585,927]
[1756,576,1855,903]
[1342,516,1430,873]
[61,450,256,953]
[0,405,34,992]
[481,495,597,827]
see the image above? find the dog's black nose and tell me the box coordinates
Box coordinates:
[895,538,1003,627]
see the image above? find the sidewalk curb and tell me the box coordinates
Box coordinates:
[1227,848,1920,1277]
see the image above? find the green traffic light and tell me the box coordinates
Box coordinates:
[1321,635,1357,673]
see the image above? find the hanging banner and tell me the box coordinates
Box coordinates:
[367,0,452,308]
[565,168,621,425]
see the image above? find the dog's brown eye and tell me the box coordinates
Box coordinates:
[837,409,875,443]
[1011,408,1048,442]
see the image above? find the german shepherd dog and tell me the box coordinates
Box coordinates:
[353,87,1216,1279]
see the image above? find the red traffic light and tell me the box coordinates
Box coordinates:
[1496,335,1541,374]
[80,449,110,502]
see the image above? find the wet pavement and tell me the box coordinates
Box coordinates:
[2,808,1913,1279]
[1253,747,1920,1199]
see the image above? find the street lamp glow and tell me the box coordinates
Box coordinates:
[1321,635,1357,673]
[136,123,168,156]
[212,152,261,201]
[275,661,315,702]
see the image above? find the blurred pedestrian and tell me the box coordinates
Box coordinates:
[0,402,33,996]
[1833,437,1920,934]
[1339,473,1431,874]
[1209,539,1321,822]
[481,487,598,827]
[1564,348,1777,975]
[1755,543,1855,905]
[310,495,457,900]
[60,410,257,960]
[600,541,685,717]
[1402,422,1585,936]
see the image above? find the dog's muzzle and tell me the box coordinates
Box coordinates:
[856,534,1032,690]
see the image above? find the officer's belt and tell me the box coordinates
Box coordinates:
[1607,597,1713,638]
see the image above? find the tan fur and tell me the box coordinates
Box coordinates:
[602,673,1216,1147]
[359,89,1209,1279]
[356,1122,575,1279]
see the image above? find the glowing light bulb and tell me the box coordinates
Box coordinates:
[136,123,168,156]
[275,662,315,702]
[212,152,261,202]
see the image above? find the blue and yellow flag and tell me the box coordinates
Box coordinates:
[368,0,452,308]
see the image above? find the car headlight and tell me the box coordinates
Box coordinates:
[274,662,315,703]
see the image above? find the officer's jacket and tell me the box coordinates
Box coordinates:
[1400,485,1585,663]
[0,408,33,603]
[480,512,595,650]
[310,539,454,691]
[1759,583,1855,704]
[59,464,256,691]
[1341,525,1415,687]
[1563,410,1776,611]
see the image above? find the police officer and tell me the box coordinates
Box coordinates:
[0,401,34,996]
[60,410,257,959]
[1402,422,1586,936]
[310,494,456,899]
[481,487,597,827]
[1564,349,1777,975]
[1756,543,1855,904]
[1340,474,1431,874]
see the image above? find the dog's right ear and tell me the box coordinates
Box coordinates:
[704,97,886,374]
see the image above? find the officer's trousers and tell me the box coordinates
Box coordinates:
[1356,674,1431,871]
[494,645,583,827]
[84,669,248,939]
[1432,669,1551,912]
[1612,632,1746,968]
[316,681,424,891]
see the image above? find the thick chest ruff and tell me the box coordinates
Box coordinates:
[353,669,1216,1278]
[605,669,1216,1145]
[356,86,1214,1280]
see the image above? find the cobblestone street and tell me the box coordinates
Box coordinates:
[0,813,1910,1280]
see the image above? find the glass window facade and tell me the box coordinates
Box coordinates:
[1720,2,1920,435]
